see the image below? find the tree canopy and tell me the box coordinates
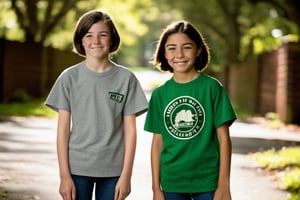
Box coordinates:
[0,0,299,68]
[158,0,299,69]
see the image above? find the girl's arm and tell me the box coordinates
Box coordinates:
[114,114,137,200]
[151,134,165,200]
[57,109,76,200]
[215,124,232,200]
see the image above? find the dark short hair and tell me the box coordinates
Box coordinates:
[153,20,210,72]
[73,10,120,57]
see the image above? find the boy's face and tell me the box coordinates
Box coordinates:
[81,21,111,60]
[164,33,201,75]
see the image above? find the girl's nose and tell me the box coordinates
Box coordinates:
[176,48,184,58]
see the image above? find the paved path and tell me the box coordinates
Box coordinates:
[0,115,299,200]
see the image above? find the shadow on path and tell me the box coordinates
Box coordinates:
[232,137,300,154]
[0,116,299,200]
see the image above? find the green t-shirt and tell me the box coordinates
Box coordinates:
[144,73,236,193]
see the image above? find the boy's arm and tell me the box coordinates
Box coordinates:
[115,114,137,200]
[57,109,76,200]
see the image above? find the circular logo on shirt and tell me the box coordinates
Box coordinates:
[164,96,205,140]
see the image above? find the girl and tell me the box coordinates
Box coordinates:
[46,10,148,200]
[144,21,237,200]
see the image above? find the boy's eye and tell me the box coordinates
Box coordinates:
[100,33,108,37]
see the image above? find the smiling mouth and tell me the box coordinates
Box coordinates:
[174,61,188,64]
[91,46,103,49]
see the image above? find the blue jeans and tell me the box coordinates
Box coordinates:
[164,192,214,200]
[71,174,119,200]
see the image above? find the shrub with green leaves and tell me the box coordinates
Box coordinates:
[253,147,300,170]
[282,168,300,192]
[252,147,300,200]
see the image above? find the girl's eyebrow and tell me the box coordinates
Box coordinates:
[166,42,193,47]
[182,42,193,46]
[165,44,176,47]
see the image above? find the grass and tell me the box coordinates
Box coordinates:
[0,100,57,118]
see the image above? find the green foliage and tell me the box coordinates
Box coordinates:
[44,10,78,50]
[0,3,24,41]
[96,0,182,66]
[232,104,254,119]
[0,101,57,118]
[97,0,148,45]
[1,0,299,68]
[282,168,300,192]
[155,0,299,68]
[252,147,300,199]
[0,0,98,43]
[287,192,300,200]
[11,88,31,102]
[253,147,300,170]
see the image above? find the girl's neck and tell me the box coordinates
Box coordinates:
[85,57,112,73]
[173,71,200,83]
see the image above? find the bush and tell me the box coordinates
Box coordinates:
[11,88,31,102]
[282,168,300,192]
[252,147,300,199]
[253,147,300,170]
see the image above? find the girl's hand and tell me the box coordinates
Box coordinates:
[59,176,76,200]
[153,189,165,200]
[213,186,231,200]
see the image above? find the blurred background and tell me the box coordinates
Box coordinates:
[0,1,300,200]
[0,0,299,124]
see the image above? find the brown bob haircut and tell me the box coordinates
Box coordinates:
[153,20,210,73]
[73,10,120,57]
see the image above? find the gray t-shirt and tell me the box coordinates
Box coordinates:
[45,61,148,177]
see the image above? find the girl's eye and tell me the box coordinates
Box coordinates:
[183,45,193,49]
[166,47,176,51]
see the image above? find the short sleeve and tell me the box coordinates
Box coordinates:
[123,74,148,116]
[144,89,163,134]
[45,71,71,112]
[213,85,237,128]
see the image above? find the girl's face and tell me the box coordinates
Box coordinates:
[164,33,200,74]
[82,21,111,60]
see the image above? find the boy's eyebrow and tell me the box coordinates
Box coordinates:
[86,30,109,34]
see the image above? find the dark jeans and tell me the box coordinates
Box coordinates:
[164,191,214,200]
[71,174,119,200]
